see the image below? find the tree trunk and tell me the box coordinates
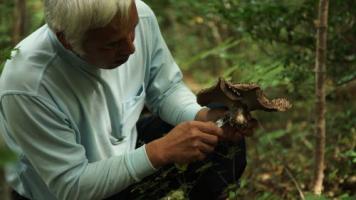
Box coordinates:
[0,168,10,200]
[206,21,228,73]
[313,0,329,195]
[12,0,27,44]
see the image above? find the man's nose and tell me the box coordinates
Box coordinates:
[126,33,135,55]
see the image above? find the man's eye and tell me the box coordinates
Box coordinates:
[106,42,118,48]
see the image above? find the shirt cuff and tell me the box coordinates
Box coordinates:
[179,103,203,122]
[158,82,204,125]
[125,145,158,182]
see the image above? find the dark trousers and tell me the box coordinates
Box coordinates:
[12,116,247,200]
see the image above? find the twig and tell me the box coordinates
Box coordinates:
[283,164,306,200]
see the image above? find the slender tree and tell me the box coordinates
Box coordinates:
[13,0,26,44]
[313,0,329,195]
[0,169,10,200]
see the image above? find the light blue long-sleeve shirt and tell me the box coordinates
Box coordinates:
[0,1,202,199]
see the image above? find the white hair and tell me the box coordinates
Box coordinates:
[44,0,133,55]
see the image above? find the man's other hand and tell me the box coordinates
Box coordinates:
[195,107,257,143]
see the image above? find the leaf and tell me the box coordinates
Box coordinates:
[0,47,18,61]
[222,63,240,78]
[195,162,213,173]
[305,193,329,200]
[260,129,287,144]
[344,150,356,163]
[0,148,17,166]
[175,163,188,172]
[182,39,240,69]
[337,71,356,86]
[1,48,19,72]
[339,194,356,200]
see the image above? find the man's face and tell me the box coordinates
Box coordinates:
[82,2,139,69]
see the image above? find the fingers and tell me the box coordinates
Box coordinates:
[188,121,223,137]
[191,143,214,162]
[178,150,207,164]
[192,137,215,153]
[182,121,222,145]
[197,131,219,146]
[176,146,211,164]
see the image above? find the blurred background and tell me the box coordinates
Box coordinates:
[0,0,355,199]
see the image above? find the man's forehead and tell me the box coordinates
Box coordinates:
[86,25,120,40]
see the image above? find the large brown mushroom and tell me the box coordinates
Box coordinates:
[197,78,292,129]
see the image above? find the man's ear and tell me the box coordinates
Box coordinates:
[56,32,73,50]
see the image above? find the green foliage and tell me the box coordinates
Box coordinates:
[0,0,14,47]
[0,1,14,73]
[260,129,287,144]
[0,48,19,73]
[344,150,356,163]
[182,39,240,70]
[305,193,329,200]
[161,189,186,200]
[224,184,240,200]
[156,1,356,197]
[0,0,44,72]
[0,148,16,166]
[149,0,356,94]
[256,192,282,200]
[0,131,16,166]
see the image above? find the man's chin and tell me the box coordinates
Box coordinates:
[100,58,130,69]
[99,64,121,69]
[98,61,126,69]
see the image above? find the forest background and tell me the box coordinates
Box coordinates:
[0,0,355,199]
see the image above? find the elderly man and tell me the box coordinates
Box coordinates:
[0,0,251,199]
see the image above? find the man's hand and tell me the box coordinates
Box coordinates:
[195,107,226,122]
[195,107,257,143]
[146,121,223,168]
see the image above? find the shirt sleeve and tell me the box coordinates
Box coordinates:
[0,93,156,200]
[144,9,202,125]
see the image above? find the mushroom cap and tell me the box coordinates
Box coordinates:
[197,78,292,112]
